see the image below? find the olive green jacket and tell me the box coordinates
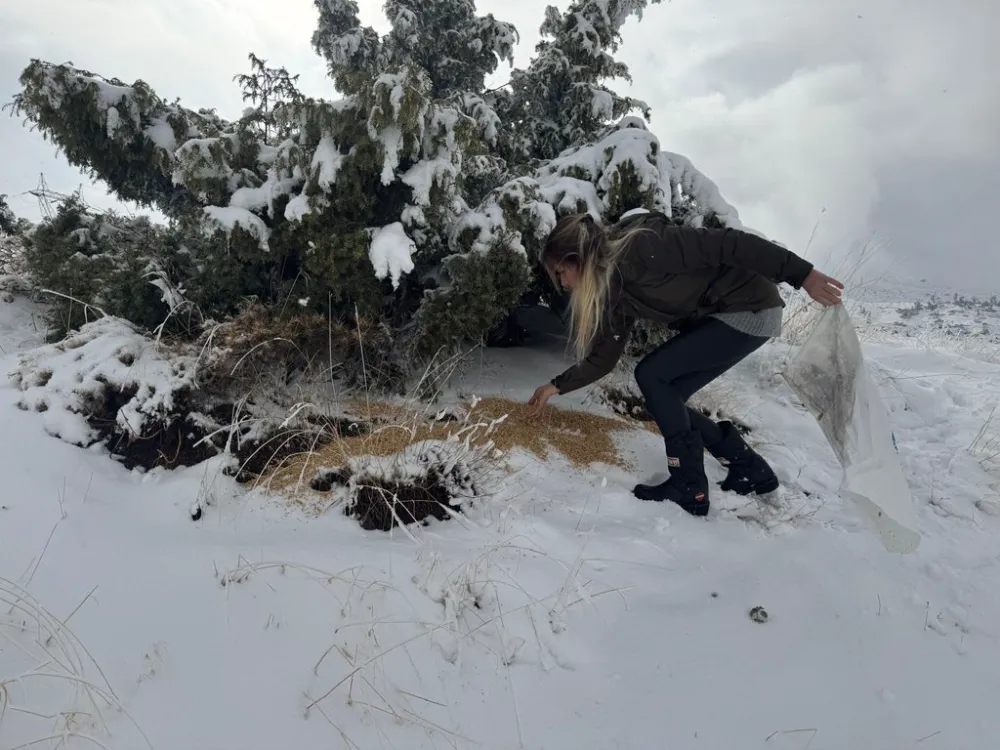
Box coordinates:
[550,211,814,394]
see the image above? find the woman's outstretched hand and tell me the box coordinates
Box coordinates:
[803,269,845,306]
[528,383,560,416]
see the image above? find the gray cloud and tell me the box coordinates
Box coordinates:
[1,0,996,295]
[613,0,1000,292]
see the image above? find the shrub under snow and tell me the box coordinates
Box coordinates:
[11,317,200,450]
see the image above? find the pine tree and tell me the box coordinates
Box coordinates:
[233,53,304,142]
[0,194,16,236]
[5,2,531,380]
[492,0,661,166]
[6,0,751,385]
[313,0,517,99]
[0,193,32,248]
[0,194,31,287]
[456,0,744,272]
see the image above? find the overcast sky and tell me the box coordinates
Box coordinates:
[2,0,997,295]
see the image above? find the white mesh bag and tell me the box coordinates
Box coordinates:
[782,304,920,554]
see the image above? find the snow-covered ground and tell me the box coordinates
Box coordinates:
[2,292,999,750]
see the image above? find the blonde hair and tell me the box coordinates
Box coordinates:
[542,213,653,362]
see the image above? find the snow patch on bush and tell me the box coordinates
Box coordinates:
[658,149,744,228]
[10,317,198,447]
[532,118,745,228]
[229,170,302,217]
[452,177,558,258]
[368,222,416,289]
[202,206,270,251]
[312,134,345,190]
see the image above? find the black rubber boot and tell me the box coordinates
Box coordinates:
[633,430,710,517]
[708,421,779,496]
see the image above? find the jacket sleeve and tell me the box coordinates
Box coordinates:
[551,306,635,395]
[645,223,814,289]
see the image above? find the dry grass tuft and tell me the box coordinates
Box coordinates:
[196,301,396,391]
[214,302,333,348]
[256,396,650,498]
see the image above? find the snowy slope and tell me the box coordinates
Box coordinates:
[1,294,999,750]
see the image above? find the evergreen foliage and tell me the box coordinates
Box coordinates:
[22,196,184,337]
[490,0,661,165]
[6,0,748,388]
[0,194,17,236]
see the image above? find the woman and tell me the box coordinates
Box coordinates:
[527,210,844,517]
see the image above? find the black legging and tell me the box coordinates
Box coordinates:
[634,318,770,447]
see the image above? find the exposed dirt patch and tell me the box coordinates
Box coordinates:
[225,415,378,484]
[81,379,220,471]
[72,379,383,478]
[696,406,752,435]
[601,385,655,422]
[305,446,483,532]
[346,472,461,531]
[310,468,352,492]
[227,430,323,484]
